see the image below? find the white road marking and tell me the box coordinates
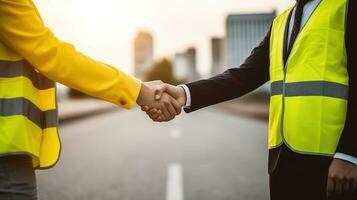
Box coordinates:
[166,163,184,200]
[170,127,182,139]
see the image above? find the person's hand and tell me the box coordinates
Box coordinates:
[142,83,186,122]
[327,158,357,200]
[136,81,161,108]
[137,81,181,121]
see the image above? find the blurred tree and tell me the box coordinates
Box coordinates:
[146,58,183,85]
[69,58,183,99]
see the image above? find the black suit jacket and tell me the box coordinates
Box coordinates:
[184,1,356,173]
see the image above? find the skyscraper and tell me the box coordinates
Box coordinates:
[211,37,226,76]
[226,12,275,68]
[134,31,154,80]
[174,47,199,82]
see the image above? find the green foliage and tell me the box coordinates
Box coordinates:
[146,58,183,85]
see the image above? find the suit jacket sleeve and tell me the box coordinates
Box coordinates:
[336,0,357,157]
[0,0,141,109]
[184,26,271,113]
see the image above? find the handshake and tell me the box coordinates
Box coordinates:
[136,81,187,122]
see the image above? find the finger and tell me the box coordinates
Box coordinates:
[170,97,182,115]
[166,102,177,120]
[146,109,162,122]
[327,177,335,199]
[156,109,163,116]
[161,98,177,121]
[160,106,171,121]
[152,115,164,122]
[148,109,161,120]
[335,179,343,194]
[352,179,357,197]
[343,178,351,193]
[154,84,169,100]
[157,116,164,122]
[345,177,357,194]
[155,111,164,121]
[147,108,157,116]
[352,176,357,191]
[141,105,150,112]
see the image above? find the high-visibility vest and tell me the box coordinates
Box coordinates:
[0,43,60,169]
[269,0,349,155]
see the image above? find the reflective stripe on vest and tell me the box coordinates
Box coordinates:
[268,0,349,155]
[0,60,61,169]
[271,81,349,100]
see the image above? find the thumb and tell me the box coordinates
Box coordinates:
[155,84,169,100]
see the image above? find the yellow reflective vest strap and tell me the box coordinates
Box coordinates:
[0,59,61,169]
[268,0,349,155]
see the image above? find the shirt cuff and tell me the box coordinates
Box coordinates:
[179,84,191,108]
[334,153,357,166]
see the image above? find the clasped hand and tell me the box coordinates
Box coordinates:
[136,81,186,122]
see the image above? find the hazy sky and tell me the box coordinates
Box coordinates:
[34,0,295,77]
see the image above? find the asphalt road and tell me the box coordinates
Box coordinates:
[37,106,269,200]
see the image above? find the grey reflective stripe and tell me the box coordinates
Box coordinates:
[271,80,284,96]
[0,60,55,90]
[0,98,58,129]
[271,81,349,100]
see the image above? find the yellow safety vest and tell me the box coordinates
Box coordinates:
[269,0,349,155]
[0,43,60,169]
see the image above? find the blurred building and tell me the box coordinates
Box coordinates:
[211,37,226,76]
[226,12,275,68]
[174,47,199,82]
[134,31,154,80]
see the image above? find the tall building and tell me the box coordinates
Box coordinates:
[211,37,226,76]
[174,47,199,82]
[134,31,154,80]
[226,12,275,68]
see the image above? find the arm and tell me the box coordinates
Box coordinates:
[327,1,357,197]
[144,27,272,121]
[0,0,141,109]
[184,27,271,112]
[335,0,357,160]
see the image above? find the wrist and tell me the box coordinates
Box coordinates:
[136,82,148,106]
[178,86,187,106]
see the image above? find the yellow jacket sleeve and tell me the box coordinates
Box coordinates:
[0,0,141,109]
